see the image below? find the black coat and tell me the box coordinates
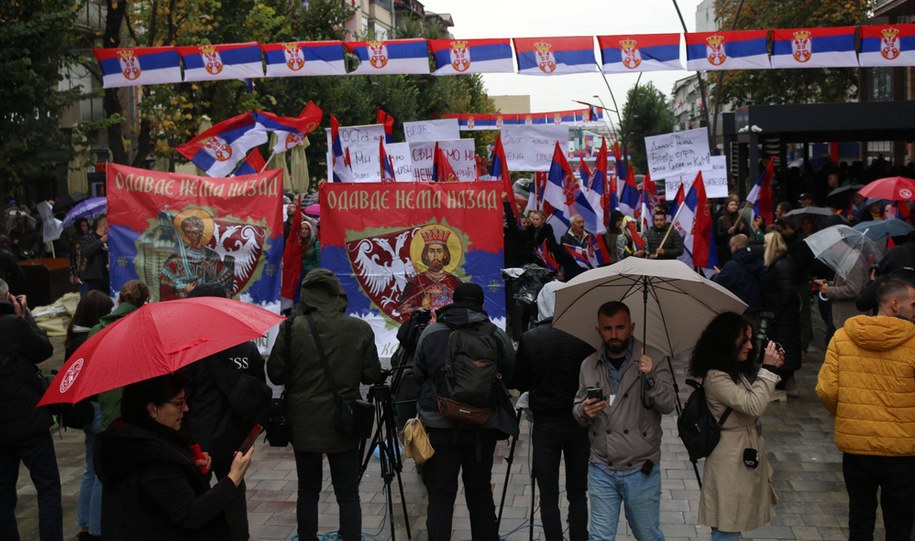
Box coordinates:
[512,318,594,422]
[712,248,766,313]
[95,420,238,541]
[79,231,108,281]
[0,302,54,443]
[763,253,802,371]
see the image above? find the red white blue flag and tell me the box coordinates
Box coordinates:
[380,140,396,183]
[432,142,460,182]
[233,148,267,176]
[685,30,770,71]
[746,156,775,223]
[345,39,430,75]
[429,38,514,75]
[598,33,683,72]
[858,24,915,67]
[676,172,717,269]
[261,41,346,77]
[254,104,322,154]
[490,136,520,227]
[94,47,182,88]
[771,27,859,69]
[619,166,640,218]
[177,112,268,178]
[514,36,597,75]
[178,42,264,82]
[377,108,395,144]
[330,115,352,183]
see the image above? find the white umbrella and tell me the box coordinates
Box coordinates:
[553,258,748,356]
[803,225,883,280]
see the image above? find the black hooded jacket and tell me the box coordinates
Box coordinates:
[0,301,54,443]
[95,420,238,541]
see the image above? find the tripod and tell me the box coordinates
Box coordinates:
[359,382,412,541]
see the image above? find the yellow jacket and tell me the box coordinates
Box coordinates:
[817,315,915,456]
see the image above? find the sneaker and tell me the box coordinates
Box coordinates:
[769,389,788,402]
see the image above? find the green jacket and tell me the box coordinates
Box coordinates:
[92,302,142,429]
[267,269,381,453]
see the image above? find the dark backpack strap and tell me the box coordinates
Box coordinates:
[304,312,342,399]
[718,407,733,426]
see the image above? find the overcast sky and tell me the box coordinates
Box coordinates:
[420,0,704,127]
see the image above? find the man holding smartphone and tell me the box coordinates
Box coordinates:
[572,301,676,541]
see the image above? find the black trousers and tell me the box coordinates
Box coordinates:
[842,453,915,541]
[423,428,500,541]
[294,448,361,541]
[532,418,590,541]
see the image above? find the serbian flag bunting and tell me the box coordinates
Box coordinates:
[432,143,459,182]
[598,33,683,72]
[514,36,597,75]
[430,38,514,75]
[859,24,915,67]
[746,156,775,223]
[490,136,520,227]
[345,39,430,75]
[178,42,264,82]
[380,140,396,182]
[261,41,346,77]
[233,148,267,176]
[93,47,182,88]
[177,112,268,178]
[330,115,353,183]
[771,27,859,69]
[685,30,770,71]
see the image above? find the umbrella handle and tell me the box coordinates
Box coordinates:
[640,374,655,410]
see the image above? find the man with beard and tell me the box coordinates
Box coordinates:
[159,212,235,301]
[572,301,676,541]
[399,226,462,316]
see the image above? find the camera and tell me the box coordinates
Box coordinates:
[586,386,605,401]
[743,448,760,469]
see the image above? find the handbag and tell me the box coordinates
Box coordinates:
[264,318,295,447]
[401,415,434,464]
[304,313,375,440]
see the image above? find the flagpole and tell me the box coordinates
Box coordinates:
[260,151,277,173]
[656,182,688,252]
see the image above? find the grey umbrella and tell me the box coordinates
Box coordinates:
[803,225,883,280]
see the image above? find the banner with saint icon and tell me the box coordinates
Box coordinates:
[106,164,284,329]
[320,182,506,358]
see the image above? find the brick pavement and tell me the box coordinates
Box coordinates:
[17,324,883,541]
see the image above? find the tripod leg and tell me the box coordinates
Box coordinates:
[497,408,523,529]
[529,465,536,541]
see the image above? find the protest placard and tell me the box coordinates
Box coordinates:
[410,139,476,181]
[645,128,711,180]
[403,119,460,143]
[501,125,569,171]
[385,142,414,182]
[663,155,728,198]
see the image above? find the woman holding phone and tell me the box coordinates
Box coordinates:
[95,373,253,541]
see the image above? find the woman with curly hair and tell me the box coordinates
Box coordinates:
[688,312,784,540]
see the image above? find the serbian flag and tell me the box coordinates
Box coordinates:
[619,167,640,218]
[771,27,859,69]
[592,139,615,227]
[563,244,592,270]
[233,148,267,176]
[447,113,494,131]
[685,30,770,71]
[513,36,597,75]
[588,235,612,267]
[345,39,430,75]
[625,219,646,250]
[380,140,395,182]
[330,115,352,183]
[377,108,395,144]
[178,42,264,82]
[93,47,182,88]
[641,171,657,225]
[859,24,915,67]
[432,143,459,182]
[598,33,683,72]
[281,196,303,301]
[582,160,606,235]
[490,136,520,227]
[430,38,514,75]
[679,172,718,269]
[746,156,776,223]
[177,112,268,178]
[535,239,560,272]
[667,182,686,222]
[543,144,600,234]
[254,108,321,154]
[261,41,346,77]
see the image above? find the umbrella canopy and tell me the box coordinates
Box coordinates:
[63,197,107,227]
[858,176,915,201]
[853,219,915,241]
[52,192,89,214]
[5,210,37,232]
[304,203,320,217]
[803,225,883,280]
[553,258,747,356]
[826,184,863,199]
[37,297,284,406]
[782,206,848,230]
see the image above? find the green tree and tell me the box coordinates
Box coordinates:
[620,82,674,172]
[714,0,874,107]
[0,0,81,190]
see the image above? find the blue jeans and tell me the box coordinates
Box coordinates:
[77,402,102,536]
[0,432,63,541]
[294,448,361,541]
[711,528,739,541]
[588,461,664,541]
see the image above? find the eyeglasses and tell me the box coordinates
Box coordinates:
[167,398,187,409]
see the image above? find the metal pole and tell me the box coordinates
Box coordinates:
[710,0,746,149]
[671,0,714,150]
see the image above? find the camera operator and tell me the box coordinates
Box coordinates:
[390,308,431,432]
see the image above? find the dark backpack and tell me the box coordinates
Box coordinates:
[677,379,732,462]
[435,322,502,426]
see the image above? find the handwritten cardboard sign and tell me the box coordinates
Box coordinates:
[645,128,711,180]
[410,139,477,182]
[501,125,569,172]
[664,155,728,199]
[403,119,460,143]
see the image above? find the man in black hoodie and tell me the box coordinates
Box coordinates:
[513,281,594,541]
[711,234,766,315]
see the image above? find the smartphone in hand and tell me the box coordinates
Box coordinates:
[238,424,264,454]
[586,386,605,401]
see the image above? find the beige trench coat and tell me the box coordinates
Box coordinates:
[697,369,780,533]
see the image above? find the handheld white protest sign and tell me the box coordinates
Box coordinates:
[502,125,569,171]
[384,142,414,182]
[324,124,386,181]
[645,128,711,180]
[665,155,729,199]
[410,139,477,182]
[403,119,460,143]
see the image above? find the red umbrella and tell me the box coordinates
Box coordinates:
[858,176,915,201]
[38,297,284,406]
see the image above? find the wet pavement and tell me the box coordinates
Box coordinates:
[16,321,884,541]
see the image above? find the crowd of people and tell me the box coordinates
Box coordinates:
[2,161,914,541]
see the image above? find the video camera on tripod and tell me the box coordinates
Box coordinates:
[753,311,784,364]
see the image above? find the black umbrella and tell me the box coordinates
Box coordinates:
[826,184,863,199]
[52,192,89,214]
[783,206,849,231]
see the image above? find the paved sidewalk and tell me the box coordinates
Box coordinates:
[17,326,879,541]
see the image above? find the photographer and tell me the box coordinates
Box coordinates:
[688,312,784,541]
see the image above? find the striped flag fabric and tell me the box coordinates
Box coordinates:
[94,46,182,88]
[261,41,346,77]
[514,36,597,75]
[178,42,264,82]
[598,33,683,72]
[685,30,770,71]
[770,26,859,69]
[345,39,430,75]
[429,38,514,75]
